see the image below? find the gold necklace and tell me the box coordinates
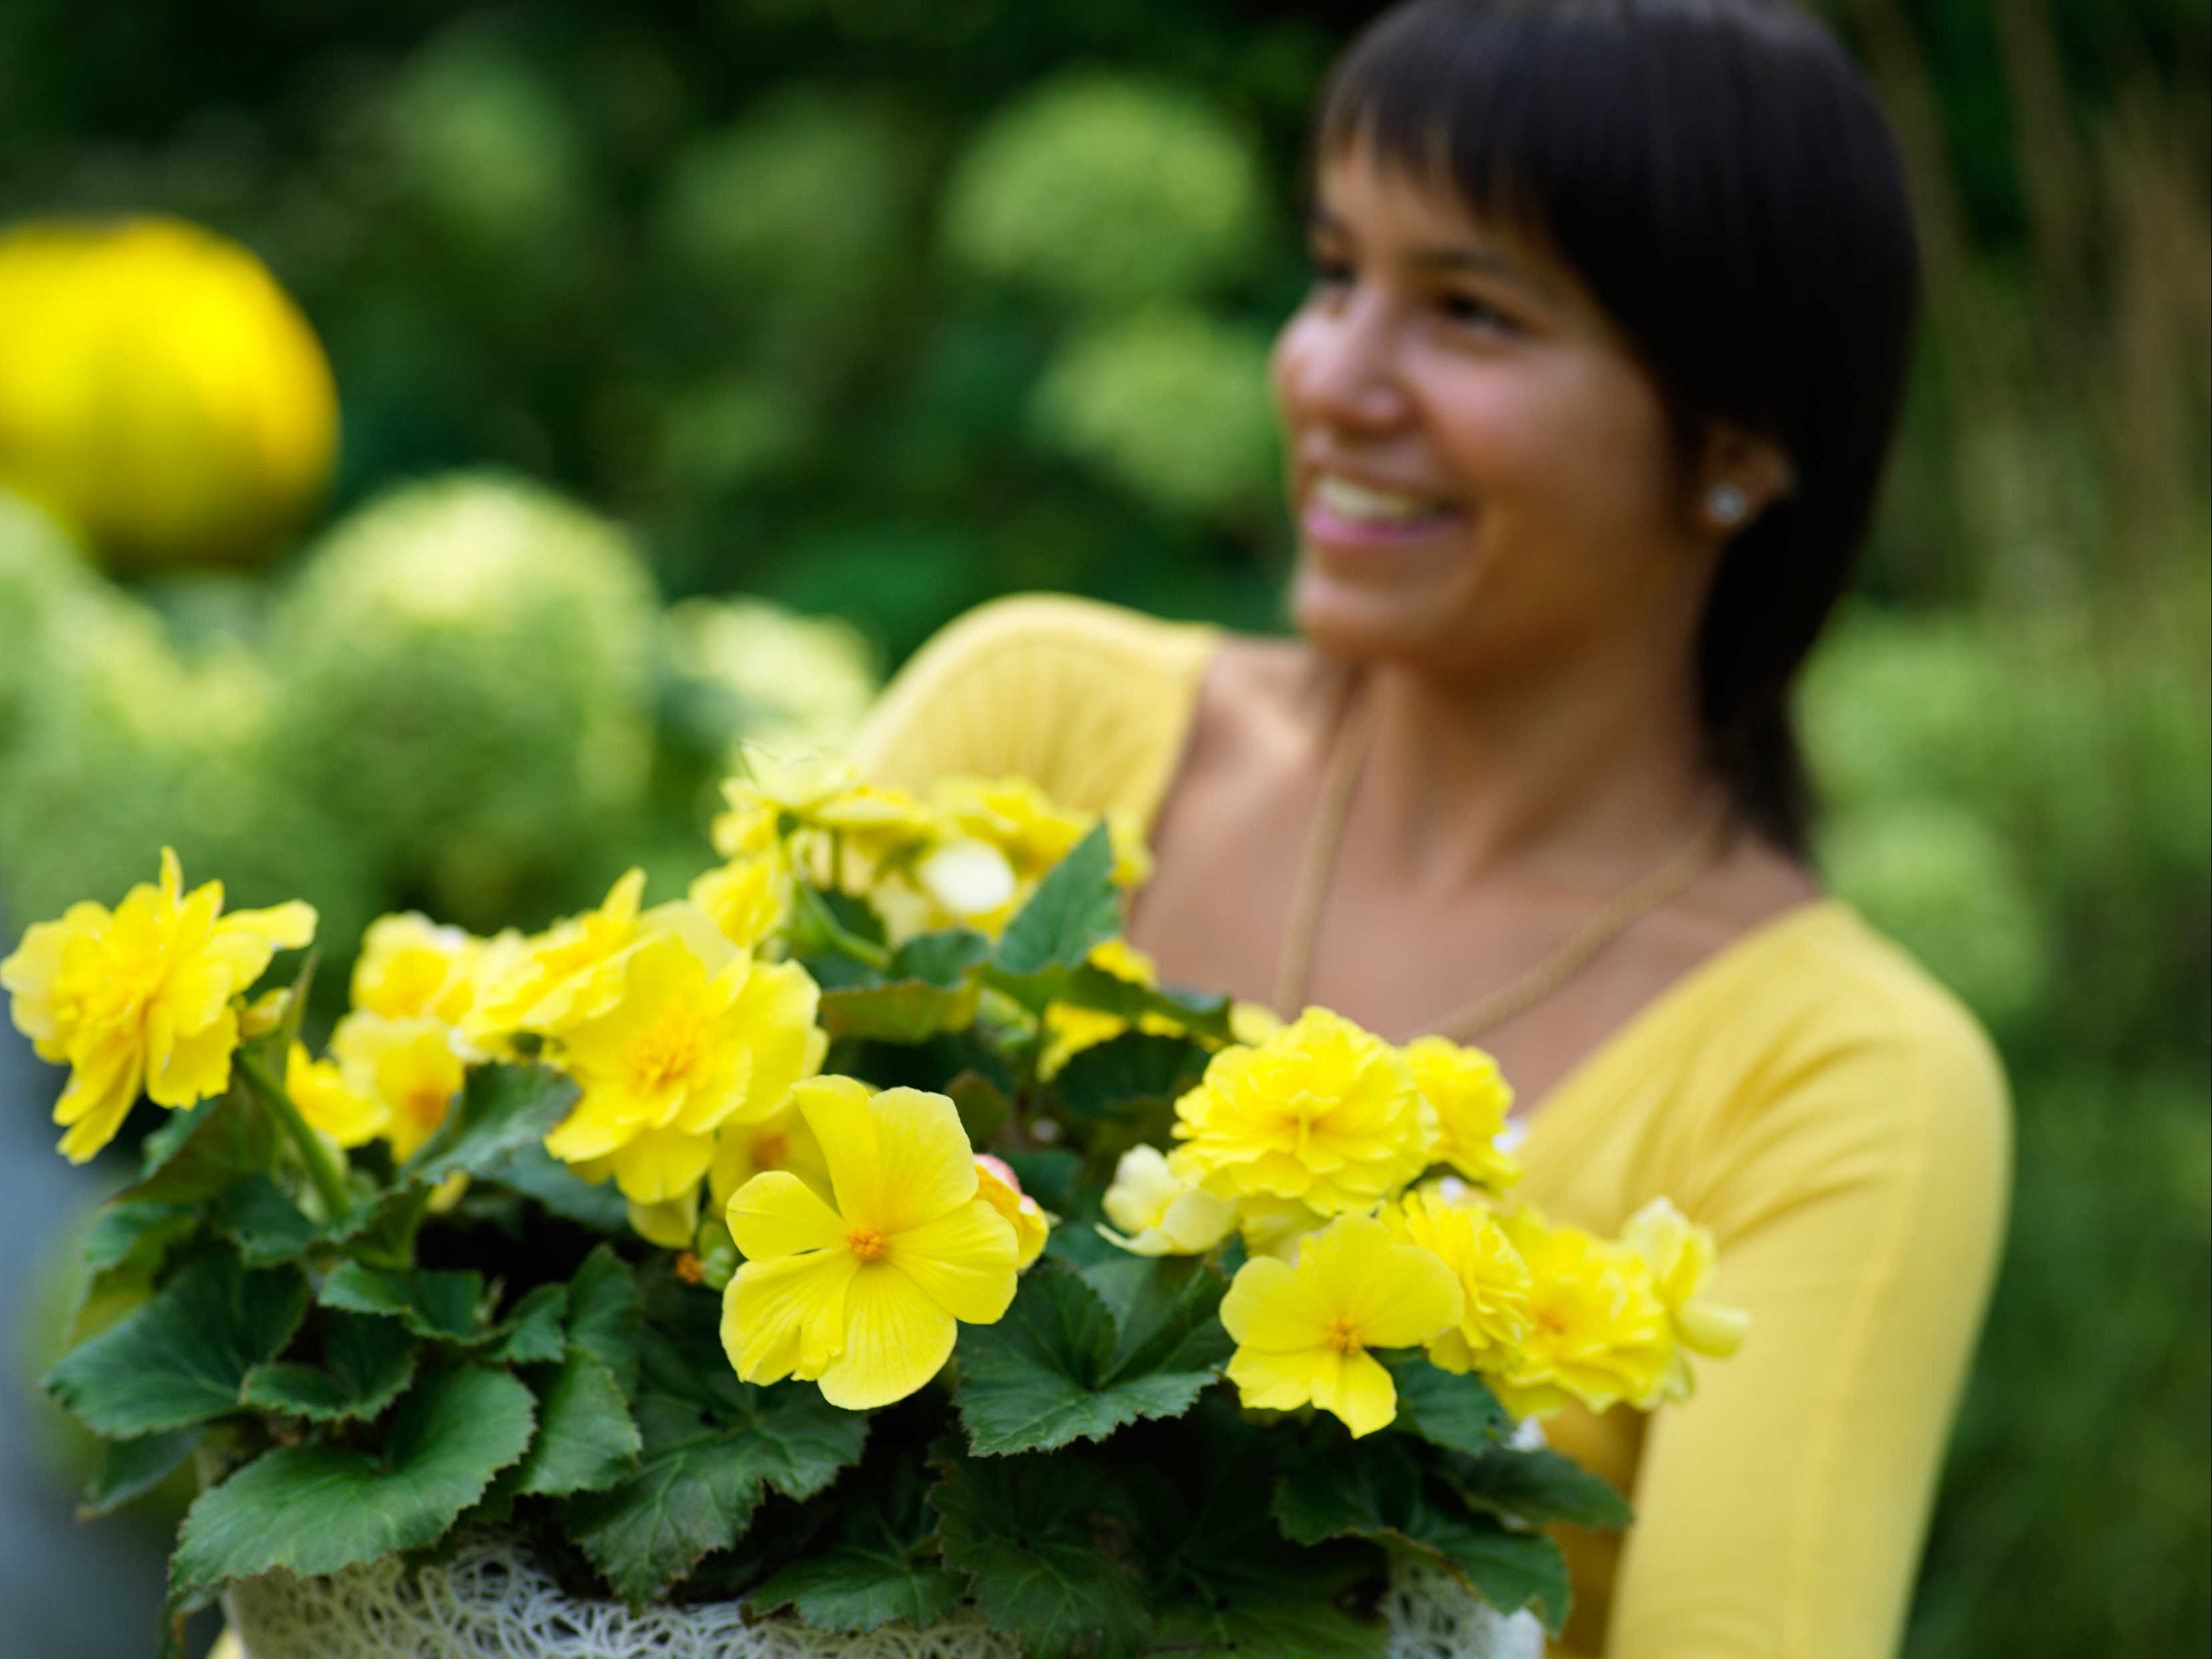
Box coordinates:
[1271,670,1738,1042]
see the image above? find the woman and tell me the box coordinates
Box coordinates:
[858,1,2009,1654]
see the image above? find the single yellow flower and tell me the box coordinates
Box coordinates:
[0,848,315,1162]
[544,933,821,1203]
[1171,1007,1435,1216]
[1098,1145,1236,1256]
[331,1012,468,1165]
[284,1042,388,1149]
[462,868,651,1042]
[351,912,480,1026]
[973,1155,1051,1268]
[1403,1036,1521,1192]
[689,855,789,951]
[1219,1214,1463,1438]
[1484,1205,1672,1420]
[1620,1197,1748,1401]
[1381,1186,1532,1372]
[722,1077,1019,1409]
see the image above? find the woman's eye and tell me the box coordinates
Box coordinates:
[1439,292,1517,333]
[1307,254,1354,289]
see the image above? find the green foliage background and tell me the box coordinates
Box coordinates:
[0,0,2205,1654]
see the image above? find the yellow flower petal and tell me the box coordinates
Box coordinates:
[607,1125,716,1205]
[1217,1256,1326,1352]
[727,1170,849,1260]
[1308,1347,1399,1439]
[145,1005,239,1109]
[803,1082,976,1238]
[815,1263,958,1410]
[1223,1344,1332,1413]
[724,1250,858,1384]
[886,1199,1020,1323]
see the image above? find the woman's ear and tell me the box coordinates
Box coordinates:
[1695,423,1797,534]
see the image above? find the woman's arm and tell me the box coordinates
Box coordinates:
[1605,993,2010,1658]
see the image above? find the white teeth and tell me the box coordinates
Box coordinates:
[1312,474,1450,522]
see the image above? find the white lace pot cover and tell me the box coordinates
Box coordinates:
[225,1530,1546,1659]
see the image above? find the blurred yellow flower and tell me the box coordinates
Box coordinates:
[353,912,480,1026]
[1381,1185,1532,1373]
[463,868,662,1041]
[283,1042,389,1149]
[0,847,314,1162]
[1098,1144,1236,1256]
[689,856,789,950]
[1233,1191,1329,1261]
[708,1090,833,1214]
[1620,1197,1749,1401]
[1486,1205,1672,1420]
[1171,1007,1435,1215]
[722,1078,1019,1409]
[331,1012,467,1165]
[973,1153,1051,1268]
[1403,1036,1520,1192]
[931,776,1150,886]
[1219,1213,1462,1438]
[0,217,337,568]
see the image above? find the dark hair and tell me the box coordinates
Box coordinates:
[1316,0,1921,856]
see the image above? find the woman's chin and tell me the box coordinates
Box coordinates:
[1289,558,1464,665]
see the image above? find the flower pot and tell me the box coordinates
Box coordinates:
[222,1530,1544,1659]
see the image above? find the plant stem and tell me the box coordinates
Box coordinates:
[239,1050,353,1221]
[794,880,889,968]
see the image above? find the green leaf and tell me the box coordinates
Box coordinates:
[1080,1253,1234,1381]
[79,1426,205,1521]
[747,1459,963,1634]
[486,1284,571,1365]
[945,1070,1014,1145]
[398,1062,580,1189]
[1385,1353,1514,1457]
[565,1329,870,1606]
[1274,1438,1571,1634]
[169,1365,536,1603]
[565,1244,643,1395]
[239,1310,420,1424]
[213,1175,321,1266]
[932,1443,1150,1658]
[482,1141,632,1232]
[1444,1445,1633,1532]
[318,1261,486,1341]
[814,929,992,1043]
[129,1092,276,1205]
[514,1350,641,1498]
[45,1250,309,1437]
[1057,963,1235,1045]
[1051,1032,1210,1124]
[892,927,994,987]
[991,823,1119,992]
[81,1201,198,1276]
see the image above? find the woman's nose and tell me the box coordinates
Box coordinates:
[1280,299,1413,433]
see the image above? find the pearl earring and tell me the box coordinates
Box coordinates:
[1708,482,1749,526]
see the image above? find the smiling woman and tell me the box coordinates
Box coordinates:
[858,3,2008,1657]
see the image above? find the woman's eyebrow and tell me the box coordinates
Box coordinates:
[1306,208,1552,299]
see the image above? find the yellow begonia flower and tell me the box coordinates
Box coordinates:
[722,1078,1019,1410]
[1171,1007,1436,1216]
[689,856,790,951]
[1227,1001,1284,1046]
[352,912,480,1026]
[1484,1205,1672,1420]
[711,792,780,860]
[1099,1145,1236,1256]
[546,933,821,1205]
[1219,1213,1463,1438]
[725,753,938,862]
[239,987,292,1039]
[462,868,652,1042]
[284,1042,389,1149]
[930,776,1150,888]
[708,1088,833,1216]
[0,847,315,1163]
[1403,1036,1521,1193]
[1620,1197,1749,1401]
[973,1154,1052,1269]
[1233,1191,1330,1262]
[332,1012,468,1165]
[627,1185,702,1251]
[1381,1186,1532,1372]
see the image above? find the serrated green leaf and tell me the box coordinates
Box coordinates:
[991,823,1119,993]
[1050,1032,1209,1123]
[81,1201,198,1276]
[565,1329,870,1606]
[514,1349,641,1498]
[566,1244,643,1394]
[79,1426,205,1520]
[1079,1253,1233,1381]
[482,1140,631,1232]
[213,1175,321,1265]
[487,1284,570,1365]
[818,979,980,1043]
[1056,963,1235,1045]
[45,1250,308,1437]
[1445,1444,1633,1531]
[398,1062,579,1189]
[931,1443,1149,1658]
[239,1310,420,1424]
[129,1092,276,1205]
[1274,1438,1571,1634]
[318,1261,486,1341]
[1385,1353,1513,1456]
[746,1458,962,1634]
[170,1365,536,1602]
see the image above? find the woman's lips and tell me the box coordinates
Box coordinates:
[1301,499,1466,549]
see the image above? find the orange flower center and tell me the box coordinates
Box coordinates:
[846,1226,887,1262]
[1324,1316,1362,1355]
[406,1084,449,1128]
[633,1011,701,1092]
[754,1133,788,1169]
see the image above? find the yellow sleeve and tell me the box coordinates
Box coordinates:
[851,593,1217,831]
[1604,961,2010,1658]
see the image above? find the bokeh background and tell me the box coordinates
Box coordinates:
[0,0,2205,1654]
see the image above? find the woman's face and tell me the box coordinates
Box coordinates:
[1272,146,1715,680]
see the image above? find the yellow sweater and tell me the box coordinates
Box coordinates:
[858,594,2012,1659]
